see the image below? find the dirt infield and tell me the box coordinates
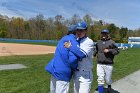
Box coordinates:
[0,43,56,56]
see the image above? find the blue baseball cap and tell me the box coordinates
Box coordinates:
[68,25,77,32]
[76,22,87,30]
[101,29,109,33]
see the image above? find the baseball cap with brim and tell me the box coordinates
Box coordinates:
[68,25,77,32]
[76,22,87,30]
[76,27,86,30]
[101,29,109,33]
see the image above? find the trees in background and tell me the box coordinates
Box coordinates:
[0,17,7,38]
[0,14,139,43]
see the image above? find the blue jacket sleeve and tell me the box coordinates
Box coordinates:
[68,40,87,59]
[68,52,78,70]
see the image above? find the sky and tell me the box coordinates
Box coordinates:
[0,0,140,30]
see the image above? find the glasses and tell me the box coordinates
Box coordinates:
[77,29,85,31]
[101,32,109,34]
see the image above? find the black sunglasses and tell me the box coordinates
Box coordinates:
[77,29,85,31]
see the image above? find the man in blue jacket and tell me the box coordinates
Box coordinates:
[45,25,87,93]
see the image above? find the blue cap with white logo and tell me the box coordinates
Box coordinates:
[76,22,87,30]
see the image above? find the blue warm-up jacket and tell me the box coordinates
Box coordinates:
[45,34,87,81]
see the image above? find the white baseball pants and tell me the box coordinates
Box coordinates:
[97,64,113,85]
[72,70,93,93]
[50,76,69,93]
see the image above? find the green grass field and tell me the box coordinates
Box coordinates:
[0,48,140,93]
